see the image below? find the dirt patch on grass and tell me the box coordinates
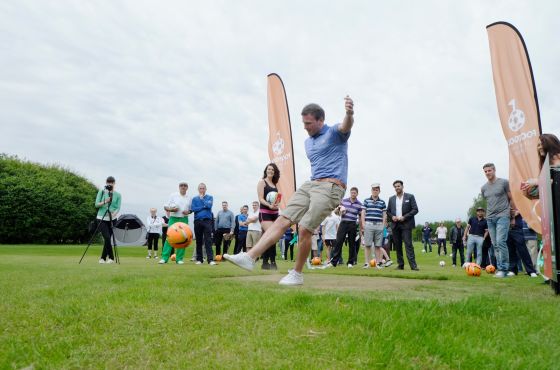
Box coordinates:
[227,274,435,291]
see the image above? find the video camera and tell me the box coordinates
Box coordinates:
[105,184,114,191]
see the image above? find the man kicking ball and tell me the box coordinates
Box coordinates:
[224,96,354,285]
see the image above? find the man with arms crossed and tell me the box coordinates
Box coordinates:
[225,96,354,285]
[481,163,515,278]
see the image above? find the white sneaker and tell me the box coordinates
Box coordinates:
[195,261,202,265]
[146,255,151,259]
[347,263,353,268]
[158,259,166,264]
[177,260,184,265]
[209,261,217,266]
[324,263,334,268]
[98,258,105,264]
[362,263,370,269]
[279,269,304,286]
[530,272,538,277]
[154,256,158,259]
[376,264,384,269]
[190,257,196,261]
[106,259,115,264]
[384,260,393,267]
[495,271,506,278]
[506,271,515,277]
[223,252,255,271]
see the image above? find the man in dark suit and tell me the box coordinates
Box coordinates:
[386,180,419,270]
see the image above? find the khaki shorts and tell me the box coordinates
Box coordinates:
[246,230,261,248]
[363,222,384,247]
[281,181,345,232]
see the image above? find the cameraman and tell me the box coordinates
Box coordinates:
[95,176,122,264]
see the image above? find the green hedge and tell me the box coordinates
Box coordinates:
[0,154,97,244]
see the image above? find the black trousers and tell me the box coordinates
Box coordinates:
[331,221,357,266]
[284,239,294,261]
[234,232,247,254]
[507,229,537,275]
[147,233,159,251]
[392,224,417,269]
[214,227,232,255]
[194,219,214,263]
[261,229,277,264]
[99,220,115,260]
[481,237,495,268]
[451,241,465,266]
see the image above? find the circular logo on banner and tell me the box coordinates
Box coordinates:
[508,99,525,132]
[272,132,285,155]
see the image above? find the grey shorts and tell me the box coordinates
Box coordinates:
[363,222,384,247]
[281,181,345,232]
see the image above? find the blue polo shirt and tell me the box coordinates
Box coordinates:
[305,123,350,185]
[191,195,213,220]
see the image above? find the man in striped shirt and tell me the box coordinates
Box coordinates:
[328,187,363,268]
[360,183,391,268]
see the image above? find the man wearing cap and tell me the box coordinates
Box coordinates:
[463,207,488,266]
[159,182,192,265]
[449,218,465,267]
[330,187,364,268]
[360,183,388,268]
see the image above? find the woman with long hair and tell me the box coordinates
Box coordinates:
[258,163,281,270]
[521,134,560,199]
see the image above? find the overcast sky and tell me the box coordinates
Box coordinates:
[2,1,560,224]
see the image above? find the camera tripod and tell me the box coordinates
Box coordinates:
[79,190,120,264]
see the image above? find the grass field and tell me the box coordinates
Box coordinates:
[1,243,559,369]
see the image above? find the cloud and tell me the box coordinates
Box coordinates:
[1,0,559,224]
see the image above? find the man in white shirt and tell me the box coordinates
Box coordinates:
[436,222,448,256]
[159,181,192,265]
[146,207,163,259]
[246,201,261,253]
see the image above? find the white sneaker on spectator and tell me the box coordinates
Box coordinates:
[154,255,158,259]
[106,259,115,264]
[347,263,353,268]
[495,271,506,278]
[279,269,303,286]
[223,252,255,271]
[530,272,538,277]
[209,261,217,266]
[506,271,516,277]
[99,259,105,264]
[177,260,184,265]
[146,255,151,259]
[384,260,393,267]
[362,263,370,269]
[195,261,202,265]
[158,259,166,264]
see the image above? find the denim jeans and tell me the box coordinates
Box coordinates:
[423,237,432,252]
[466,234,484,265]
[487,217,510,272]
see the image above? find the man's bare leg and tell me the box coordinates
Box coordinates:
[293,227,313,273]
[246,216,292,260]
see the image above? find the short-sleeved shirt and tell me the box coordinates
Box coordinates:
[340,198,362,223]
[247,210,261,232]
[321,214,340,239]
[468,217,488,237]
[436,227,447,239]
[305,123,350,185]
[362,197,386,223]
[481,178,510,219]
[166,192,191,218]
